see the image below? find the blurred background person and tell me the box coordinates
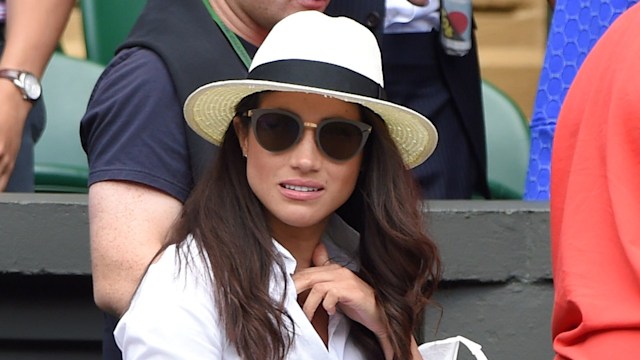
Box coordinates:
[524,0,638,200]
[551,3,640,358]
[382,0,489,199]
[0,0,74,192]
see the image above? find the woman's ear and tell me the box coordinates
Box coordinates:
[233,117,249,157]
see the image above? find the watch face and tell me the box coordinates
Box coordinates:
[22,73,42,100]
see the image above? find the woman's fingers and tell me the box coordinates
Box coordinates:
[292,263,342,294]
[299,276,343,319]
[293,265,382,328]
[291,242,386,334]
[311,242,330,266]
[321,289,339,316]
[293,265,346,319]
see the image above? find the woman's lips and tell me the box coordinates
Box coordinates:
[279,181,324,200]
[297,0,330,12]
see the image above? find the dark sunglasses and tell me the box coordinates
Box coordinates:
[243,108,372,161]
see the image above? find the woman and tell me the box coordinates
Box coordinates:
[115,10,485,360]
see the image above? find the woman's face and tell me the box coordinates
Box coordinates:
[237,91,363,233]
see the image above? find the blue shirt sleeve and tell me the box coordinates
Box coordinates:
[80,47,193,202]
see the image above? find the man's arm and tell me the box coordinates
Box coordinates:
[0,0,74,190]
[89,181,183,316]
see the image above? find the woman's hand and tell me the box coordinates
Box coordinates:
[292,243,388,338]
[293,243,424,359]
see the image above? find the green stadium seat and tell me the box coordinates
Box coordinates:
[80,0,147,65]
[481,80,530,199]
[35,52,104,193]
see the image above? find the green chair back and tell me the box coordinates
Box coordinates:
[80,0,147,65]
[481,80,530,199]
[35,52,105,193]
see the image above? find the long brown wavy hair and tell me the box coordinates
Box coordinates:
[167,92,442,359]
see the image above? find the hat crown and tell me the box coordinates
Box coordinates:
[249,11,384,87]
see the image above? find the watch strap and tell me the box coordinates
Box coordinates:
[0,68,22,80]
[0,68,41,101]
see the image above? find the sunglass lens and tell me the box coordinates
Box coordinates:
[254,112,300,152]
[319,121,364,161]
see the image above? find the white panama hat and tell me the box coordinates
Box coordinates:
[183,10,438,168]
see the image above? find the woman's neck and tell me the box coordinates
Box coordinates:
[208,0,268,46]
[271,219,329,271]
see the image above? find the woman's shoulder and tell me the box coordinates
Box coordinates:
[119,236,216,325]
[114,237,227,356]
[139,236,212,298]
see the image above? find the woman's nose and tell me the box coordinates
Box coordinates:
[289,127,322,172]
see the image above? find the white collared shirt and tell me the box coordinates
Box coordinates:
[115,216,486,359]
[384,0,441,34]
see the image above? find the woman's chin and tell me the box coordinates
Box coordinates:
[268,208,332,230]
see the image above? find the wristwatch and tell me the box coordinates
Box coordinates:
[0,69,42,101]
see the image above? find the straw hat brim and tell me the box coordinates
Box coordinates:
[184,79,438,169]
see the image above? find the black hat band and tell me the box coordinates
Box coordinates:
[248,59,386,100]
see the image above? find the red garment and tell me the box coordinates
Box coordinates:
[551,3,640,359]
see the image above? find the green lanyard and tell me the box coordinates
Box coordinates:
[201,0,252,69]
